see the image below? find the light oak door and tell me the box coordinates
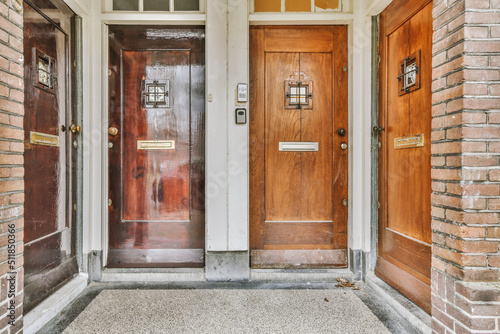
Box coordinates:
[107,26,205,268]
[376,0,433,313]
[250,26,348,268]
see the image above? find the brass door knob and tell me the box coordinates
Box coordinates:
[108,127,119,136]
[70,124,82,133]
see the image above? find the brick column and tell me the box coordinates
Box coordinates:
[431,0,500,333]
[0,0,24,333]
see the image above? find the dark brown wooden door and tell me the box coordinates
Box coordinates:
[23,1,78,313]
[107,26,205,268]
[376,0,433,313]
[250,26,348,268]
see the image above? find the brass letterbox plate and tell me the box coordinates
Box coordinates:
[30,131,59,147]
[137,140,175,150]
[394,134,424,149]
[279,142,318,152]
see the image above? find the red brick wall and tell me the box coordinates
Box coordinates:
[0,0,24,333]
[432,0,500,333]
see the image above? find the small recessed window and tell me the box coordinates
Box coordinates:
[33,48,56,93]
[285,79,313,110]
[398,50,421,95]
[142,80,170,109]
[113,0,138,11]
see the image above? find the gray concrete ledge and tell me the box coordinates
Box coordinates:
[100,268,205,282]
[24,273,88,334]
[206,251,250,281]
[365,273,432,334]
[251,268,353,282]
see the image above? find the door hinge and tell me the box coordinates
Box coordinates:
[108,199,112,207]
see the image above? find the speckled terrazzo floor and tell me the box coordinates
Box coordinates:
[61,289,391,334]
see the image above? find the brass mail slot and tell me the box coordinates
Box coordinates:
[279,142,318,152]
[30,131,59,147]
[394,134,424,149]
[137,140,175,150]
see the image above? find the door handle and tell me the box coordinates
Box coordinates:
[70,124,82,133]
[373,125,384,134]
[109,127,119,136]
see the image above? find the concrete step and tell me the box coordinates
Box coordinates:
[365,273,432,334]
[101,268,205,282]
[250,269,353,282]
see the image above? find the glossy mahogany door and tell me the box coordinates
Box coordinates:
[23,1,78,312]
[107,26,205,268]
[376,0,433,313]
[250,26,348,268]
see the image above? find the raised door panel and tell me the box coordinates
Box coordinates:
[377,0,433,314]
[23,1,78,313]
[121,50,191,222]
[107,26,205,268]
[250,26,348,268]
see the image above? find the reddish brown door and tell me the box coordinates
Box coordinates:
[376,0,433,313]
[107,26,205,268]
[250,26,348,268]
[23,1,78,312]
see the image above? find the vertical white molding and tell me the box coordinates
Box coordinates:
[362,15,373,253]
[350,0,372,252]
[227,0,249,251]
[88,0,103,252]
[62,0,91,258]
[205,0,229,251]
[81,6,92,257]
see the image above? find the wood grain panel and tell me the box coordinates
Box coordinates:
[376,0,433,314]
[375,256,431,313]
[108,26,205,268]
[382,0,432,35]
[121,50,190,222]
[332,25,349,249]
[107,249,204,268]
[409,3,433,244]
[251,249,346,269]
[263,222,334,246]
[386,21,411,236]
[383,229,431,279]
[264,26,334,53]
[265,52,301,221]
[249,27,266,250]
[299,53,333,221]
[250,26,348,268]
[23,1,78,313]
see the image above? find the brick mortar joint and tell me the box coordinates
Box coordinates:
[0,67,25,82]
